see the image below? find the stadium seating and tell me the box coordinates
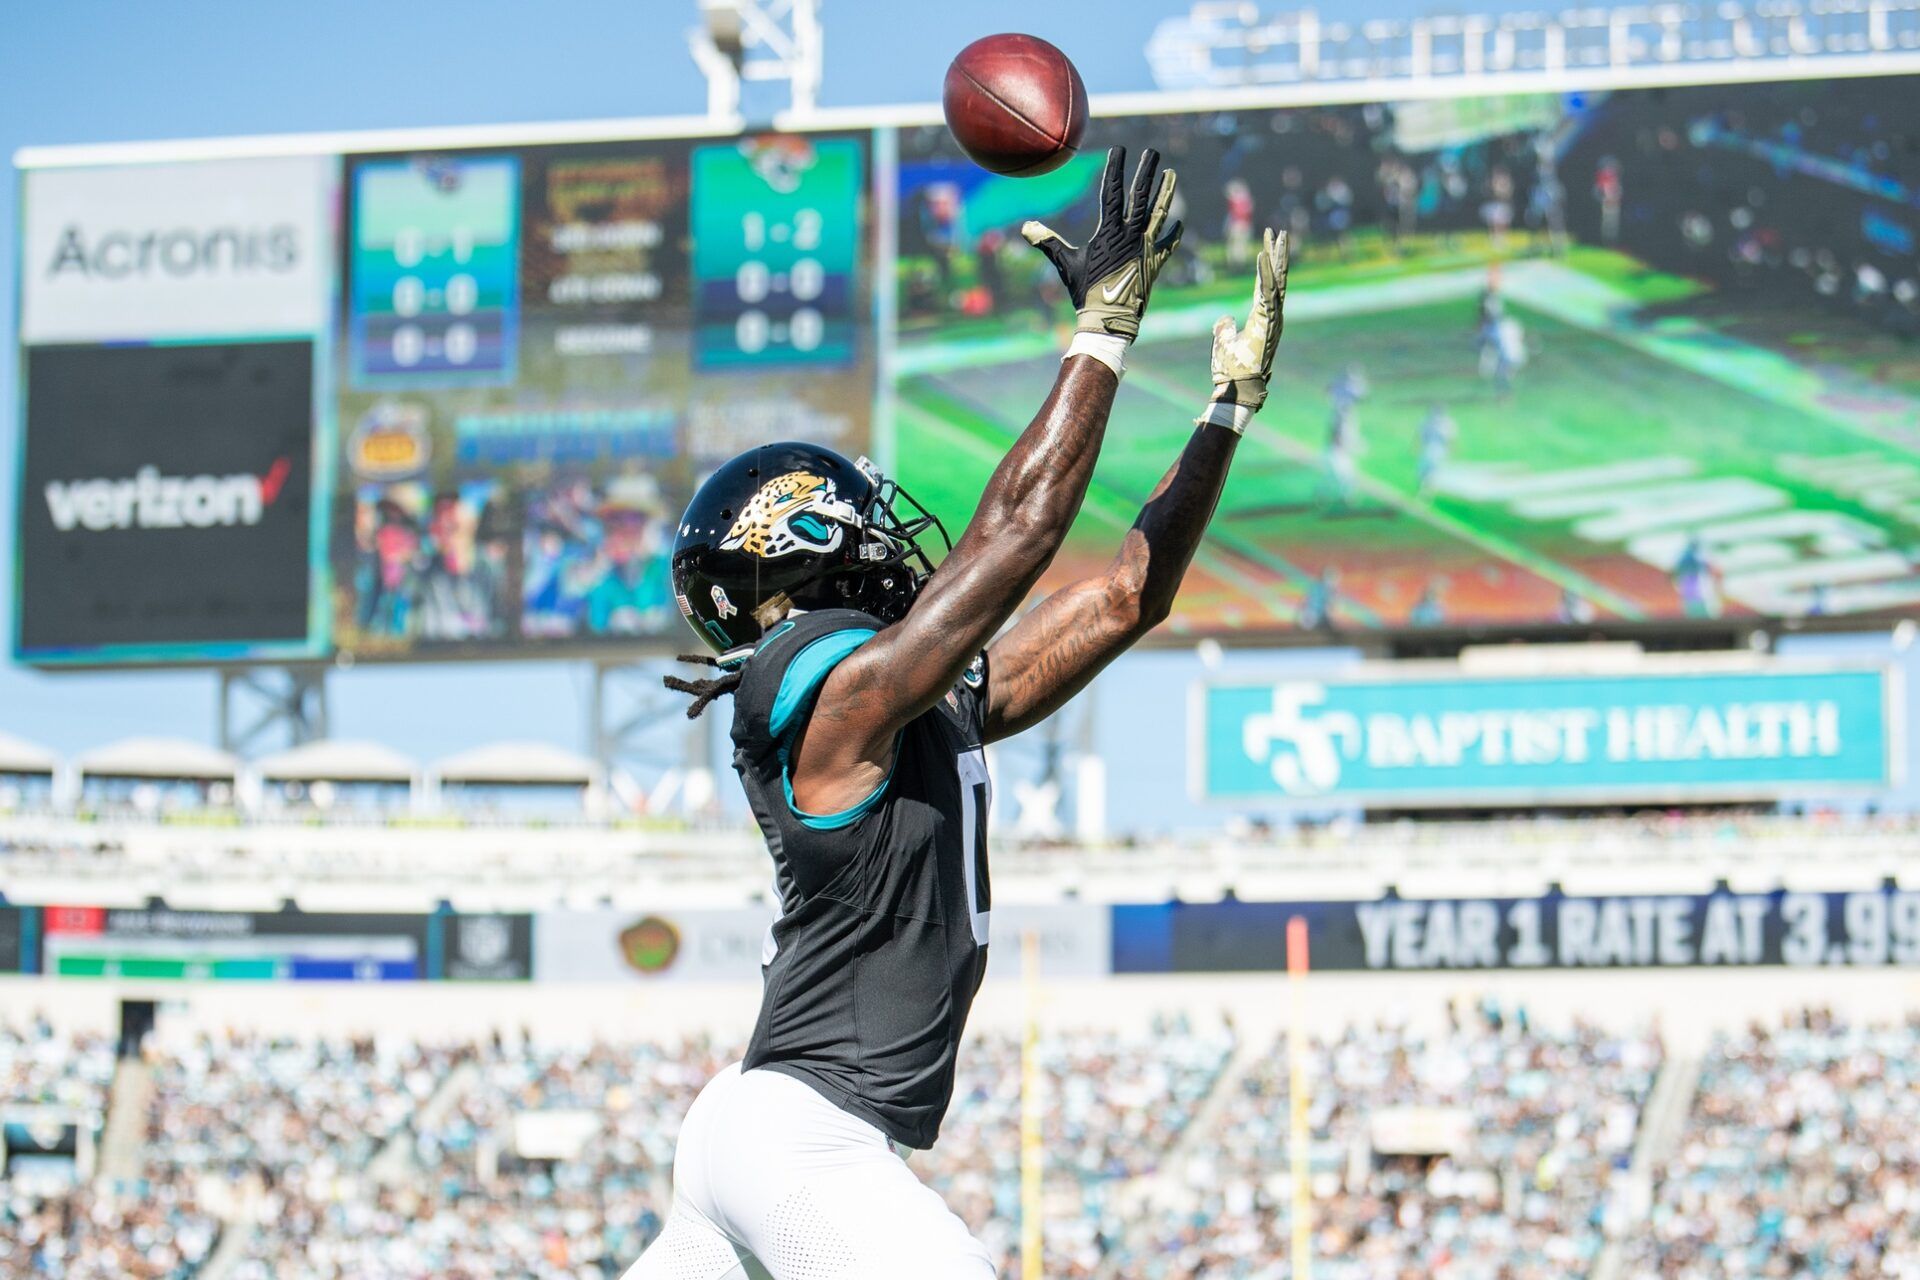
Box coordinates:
[0,1017,220,1279]
[1114,1009,1663,1278]
[9,1004,1920,1276]
[1623,1010,1920,1279]
[3,809,1915,911]
[1,1176,218,1279]
[912,1019,1238,1276]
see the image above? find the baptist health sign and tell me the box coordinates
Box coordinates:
[1198,663,1897,807]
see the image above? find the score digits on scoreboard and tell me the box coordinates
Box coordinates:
[691,136,862,369]
[349,155,521,386]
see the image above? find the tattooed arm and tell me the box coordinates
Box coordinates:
[983,424,1237,740]
[787,358,1112,810]
[985,228,1290,742]
[790,148,1184,814]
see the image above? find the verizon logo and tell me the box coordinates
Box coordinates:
[45,460,293,533]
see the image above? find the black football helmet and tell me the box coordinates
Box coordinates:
[671,442,949,656]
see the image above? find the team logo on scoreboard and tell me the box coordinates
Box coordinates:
[412,155,467,193]
[348,401,432,480]
[619,915,682,975]
[719,471,853,559]
[738,135,817,195]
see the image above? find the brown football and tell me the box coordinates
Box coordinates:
[943,34,1088,177]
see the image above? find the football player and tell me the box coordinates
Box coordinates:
[625,148,1289,1280]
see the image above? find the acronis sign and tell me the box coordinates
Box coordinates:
[1198,660,1897,807]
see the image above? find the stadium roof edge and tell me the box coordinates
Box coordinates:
[17,49,1920,169]
[255,738,419,784]
[433,741,600,786]
[75,737,240,781]
[0,731,58,775]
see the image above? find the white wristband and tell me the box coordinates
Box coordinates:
[1197,400,1256,434]
[1064,331,1129,380]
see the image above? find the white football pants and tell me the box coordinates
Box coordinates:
[622,1063,994,1280]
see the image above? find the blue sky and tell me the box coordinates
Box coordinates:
[3,0,1914,830]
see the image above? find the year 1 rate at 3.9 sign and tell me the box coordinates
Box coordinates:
[692,136,862,369]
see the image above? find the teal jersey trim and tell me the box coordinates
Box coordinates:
[769,627,885,829]
[769,628,875,738]
[782,745,898,830]
[749,618,799,664]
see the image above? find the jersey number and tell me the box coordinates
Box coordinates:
[957,749,992,947]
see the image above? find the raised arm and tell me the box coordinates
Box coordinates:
[791,147,1184,813]
[986,229,1290,741]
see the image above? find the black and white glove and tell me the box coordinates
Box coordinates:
[1201,228,1289,434]
[1022,146,1183,376]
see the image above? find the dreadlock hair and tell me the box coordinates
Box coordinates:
[663,654,743,719]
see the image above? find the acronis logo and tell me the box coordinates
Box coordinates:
[46,223,300,280]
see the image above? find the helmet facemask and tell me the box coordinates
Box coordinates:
[816,457,949,625]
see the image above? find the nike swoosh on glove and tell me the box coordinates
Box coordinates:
[1020,146,1184,341]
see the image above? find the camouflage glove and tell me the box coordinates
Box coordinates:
[1202,228,1289,432]
[1022,146,1183,353]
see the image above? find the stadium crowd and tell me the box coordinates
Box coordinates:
[1,1177,219,1280]
[289,1034,731,1279]
[1625,1008,1920,1280]
[910,1018,1238,1276]
[0,1016,115,1113]
[1117,1004,1663,1279]
[0,1017,221,1280]
[7,1004,1920,1276]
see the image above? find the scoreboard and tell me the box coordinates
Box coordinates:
[349,155,521,384]
[11,121,876,667]
[691,136,863,368]
[328,130,876,662]
[21,62,1920,667]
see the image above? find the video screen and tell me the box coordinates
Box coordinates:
[893,74,1920,636]
[16,341,319,662]
[331,132,876,660]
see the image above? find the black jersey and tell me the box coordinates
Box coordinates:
[729,607,993,1151]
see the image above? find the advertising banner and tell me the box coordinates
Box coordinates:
[533,908,773,983]
[1112,888,1920,973]
[1199,664,1894,806]
[437,912,533,981]
[16,341,320,663]
[40,906,430,982]
[21,156,333,344]
[532,903,1110,983]
[981,903,1112,983]
[0,907,23,976]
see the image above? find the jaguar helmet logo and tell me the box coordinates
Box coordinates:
[720,471,854,559]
